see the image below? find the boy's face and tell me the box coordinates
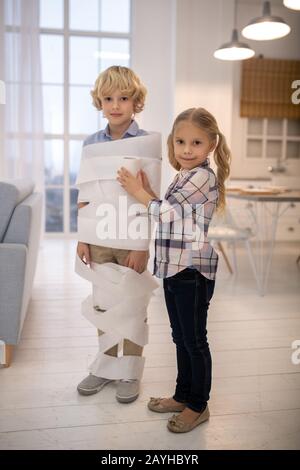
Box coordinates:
[101,90,134,127]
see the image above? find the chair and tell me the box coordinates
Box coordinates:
[0,179,43,367]
[208,206,258,283]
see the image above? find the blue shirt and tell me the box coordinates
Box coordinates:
[83,120,148,146]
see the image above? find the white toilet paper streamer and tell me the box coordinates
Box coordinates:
[75,256,158,380]
[76,159,160,249]
[76,155,144,185]
[80,132,161,161]
[76,133,161,250]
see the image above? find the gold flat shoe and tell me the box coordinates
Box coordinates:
[147,397,186,413]
[167,405,210,433]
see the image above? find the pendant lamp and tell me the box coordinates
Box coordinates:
[242,1,291,40]
[214,1,255,61]
[283,0,300,10]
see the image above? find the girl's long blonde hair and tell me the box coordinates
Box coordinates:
[91,65,147,113]
[167,108,231,211]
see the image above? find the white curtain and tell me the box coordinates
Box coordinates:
[0,0,44,193]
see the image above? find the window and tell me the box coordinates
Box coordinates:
[245,118,300,160]
[39,0,131,234]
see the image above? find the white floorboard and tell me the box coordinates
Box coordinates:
[0,239,300,450]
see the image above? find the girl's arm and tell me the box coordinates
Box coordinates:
[117,167,214,224]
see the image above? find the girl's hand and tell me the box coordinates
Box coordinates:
[117,167,143,196]
[137,169,156,197]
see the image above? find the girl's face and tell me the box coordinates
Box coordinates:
[173,121,215,170]
[101,89,134,127]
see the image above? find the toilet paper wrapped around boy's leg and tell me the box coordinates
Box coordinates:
[75,255,158,380]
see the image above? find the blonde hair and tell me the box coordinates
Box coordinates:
[90,65,147,113]
[167,108,231,211]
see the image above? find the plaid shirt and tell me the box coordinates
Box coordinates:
[148,159,218,280]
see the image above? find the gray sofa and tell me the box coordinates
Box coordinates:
[0,179,42,366]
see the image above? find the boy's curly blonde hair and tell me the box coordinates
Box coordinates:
[90,65,147,113]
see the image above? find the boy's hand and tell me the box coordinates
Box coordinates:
[124,250,149,274]
[77,242,91,265]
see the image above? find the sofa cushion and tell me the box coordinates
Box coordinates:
[0,243,27,344]
[4,193,42,246]
[0,179,34,242]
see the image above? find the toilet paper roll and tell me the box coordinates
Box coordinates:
[122,157,141,176]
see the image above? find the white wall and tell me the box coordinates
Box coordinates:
[175,0,235,144]
[131,0,300,183]
[131,0,176,192]
[175,0,236,178]
[131,0,236,187]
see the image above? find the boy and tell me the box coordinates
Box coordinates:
[76,66,161,403]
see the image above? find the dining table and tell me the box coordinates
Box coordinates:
[226,189,300,296]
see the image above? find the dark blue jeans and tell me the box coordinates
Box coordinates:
[163,268,215,413]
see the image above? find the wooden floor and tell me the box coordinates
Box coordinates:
[0,239,300,450]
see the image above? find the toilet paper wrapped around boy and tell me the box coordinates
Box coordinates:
[75,132,161,380]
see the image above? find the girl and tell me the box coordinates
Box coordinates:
[117,107,231,433]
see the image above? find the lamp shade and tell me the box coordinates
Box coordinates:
[242,1,291,40]
[0,80,5,105]
[214,29,255,61]
[283,0,300,10]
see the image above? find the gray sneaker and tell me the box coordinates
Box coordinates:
[116,379,140,403]
[77,373,113,396]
